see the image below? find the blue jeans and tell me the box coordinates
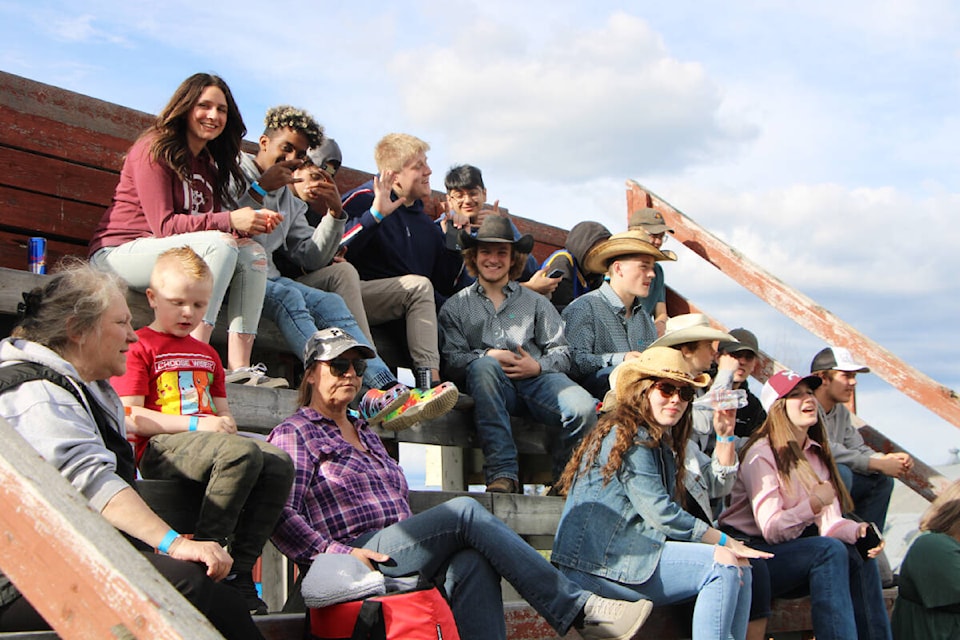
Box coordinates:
[750,536,891,640]
[559,542,751,640]
[352,497,590,640]
[465,357,597,483]
[262,277,395,390]
[837,464,894,530]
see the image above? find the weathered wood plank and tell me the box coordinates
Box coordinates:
[0,416,224,640]
[0,146,118,208]
[627,180,960,432]
[0,186,105,241]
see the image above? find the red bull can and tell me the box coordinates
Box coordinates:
[28,237,46,274]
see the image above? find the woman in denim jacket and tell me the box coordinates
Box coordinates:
[552,347,770,640]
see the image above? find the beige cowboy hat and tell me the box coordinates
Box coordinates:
[601,346,711,412]
[647,313,735,349]
[583,230,676,275]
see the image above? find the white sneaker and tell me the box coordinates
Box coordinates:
[224,364,289,389]
[579,594,653,640]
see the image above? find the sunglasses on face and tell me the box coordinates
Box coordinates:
[653,380,695,402]
[323,357,368,377]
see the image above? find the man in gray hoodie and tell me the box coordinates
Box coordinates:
[236,106,457,431]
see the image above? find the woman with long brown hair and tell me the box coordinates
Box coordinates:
[89,73,285,386]
[719,370,891,640]
[552,347,769,640]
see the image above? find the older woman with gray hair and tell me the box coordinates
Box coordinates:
[0,260,262,639]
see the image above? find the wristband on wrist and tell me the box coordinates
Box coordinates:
[158,529,180,554]
[716,435,737,443]
[718,532,728,547]
[189,415,199,432]
[250,181,267,197]
[371,208,384,222]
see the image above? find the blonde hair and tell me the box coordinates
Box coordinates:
[920,479,960,537]
[150,246,212,289]
[374,133,430,173]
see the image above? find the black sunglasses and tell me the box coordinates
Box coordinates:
[653,380,695,402]
[324,357,367,377]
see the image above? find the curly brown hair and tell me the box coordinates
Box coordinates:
[462,245,527,282]
[556,377,692,507]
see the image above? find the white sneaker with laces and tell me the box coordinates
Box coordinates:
[224,363,289,389]
[578,594,653,640]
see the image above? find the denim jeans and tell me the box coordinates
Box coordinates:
[749,535,891,640]
[465,356,597,483]
[560,541,751,640]
[837,463,894,530]
[352,497,590,640]
[262,277,396,390]
[92,232,268,333]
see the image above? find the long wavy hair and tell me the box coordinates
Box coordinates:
[143,73,246,207]
[556,377,692,507]
[740,395,853,512]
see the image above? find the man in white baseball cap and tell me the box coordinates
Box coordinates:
[810,346,913,534]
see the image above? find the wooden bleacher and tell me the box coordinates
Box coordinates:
[2,69,947,639]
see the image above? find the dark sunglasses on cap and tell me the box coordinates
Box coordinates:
[323,357,368,377]
[653,380,695,402]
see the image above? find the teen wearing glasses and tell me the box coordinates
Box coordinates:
[267,328,658,640]
[552,347,771,640]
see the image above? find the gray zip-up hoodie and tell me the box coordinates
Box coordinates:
[0,337,131,512]
[236,153,345,279]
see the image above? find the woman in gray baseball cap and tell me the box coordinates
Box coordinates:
[266,328,655,640]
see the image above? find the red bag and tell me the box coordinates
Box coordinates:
[308,587,461,640]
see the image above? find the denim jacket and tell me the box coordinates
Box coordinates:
[684,438,738,524]
[552,424,710,585]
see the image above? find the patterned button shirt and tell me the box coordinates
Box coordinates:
[266,406,411,565]
[561,281,657,379]
[438,280,572,381]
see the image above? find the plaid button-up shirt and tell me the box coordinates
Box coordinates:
[267,406,411,565]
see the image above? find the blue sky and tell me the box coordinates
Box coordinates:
[3,1,959,472]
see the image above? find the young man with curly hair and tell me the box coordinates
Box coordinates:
[237,109,457,430]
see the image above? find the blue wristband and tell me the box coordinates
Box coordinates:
[370,208,383,222]
[718,532,728,547]
[717,435,736,443]
[189,415,199,432]
[158,529,180,554]
[250,181,267,197]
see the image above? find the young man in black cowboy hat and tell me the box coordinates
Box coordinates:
[438,217,597,494]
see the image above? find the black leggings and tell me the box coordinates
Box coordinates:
[0,552,264,640]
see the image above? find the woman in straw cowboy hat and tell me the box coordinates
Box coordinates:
[552,347,770,640]
[719,370,891,640]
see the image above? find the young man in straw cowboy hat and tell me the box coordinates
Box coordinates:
[561,230,676,399]
[438,216,597,494]
[648,313,739,452]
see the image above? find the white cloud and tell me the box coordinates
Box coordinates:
[391,11,757,181]
[47,14,129,45]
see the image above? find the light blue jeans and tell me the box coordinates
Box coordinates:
[91,231,267,333]
[262,277,395,390]
[560,541,752,640]
[465,356,597,483]
[351,496,591,640]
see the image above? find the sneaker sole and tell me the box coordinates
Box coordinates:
[253,378,290,389]
[381,386,459,432]
[581,599,653,640]
[364,389,412,424]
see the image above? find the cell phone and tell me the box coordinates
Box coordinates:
[546,268,564,278]
[319,162,337,178]
[855,521,883,560]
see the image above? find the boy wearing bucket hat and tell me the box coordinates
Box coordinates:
[811,346,912,532]
[438,217,597,494]
[561,230,675,399]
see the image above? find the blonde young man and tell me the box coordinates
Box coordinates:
[340,133,464,390]
[111,246,294,615]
